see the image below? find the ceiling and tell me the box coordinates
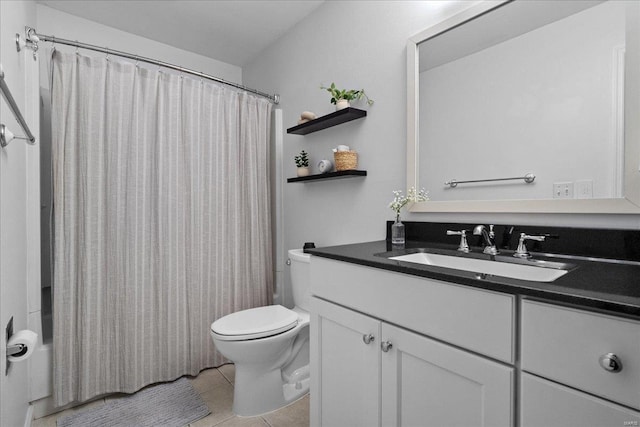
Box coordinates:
[37,0,325,67]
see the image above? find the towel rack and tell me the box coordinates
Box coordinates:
[445,173,535,188]
[0,70,36,147]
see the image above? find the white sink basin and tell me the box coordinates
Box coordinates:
[389,252,569,282]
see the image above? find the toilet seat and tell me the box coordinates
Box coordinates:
[211,305,299,341]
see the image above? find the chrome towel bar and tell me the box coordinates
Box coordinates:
[445,173,535,188]
[0,70,36,146]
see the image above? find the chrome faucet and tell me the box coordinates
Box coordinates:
[473,224,499,255]
[446,229,470,253]
[513,233,546,258]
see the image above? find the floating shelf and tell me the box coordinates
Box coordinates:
[287,170,367,183]
[287,107,367,135]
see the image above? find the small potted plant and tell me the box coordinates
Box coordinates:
[320,82,374,110]
[295,150,310,177]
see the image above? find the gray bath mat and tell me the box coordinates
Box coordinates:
[57,377,210,427]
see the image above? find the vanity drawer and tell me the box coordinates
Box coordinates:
[310,256,515,363]
[521,300,640,409]
[521,373,640,427]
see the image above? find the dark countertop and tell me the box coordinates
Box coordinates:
[306,240,640,318]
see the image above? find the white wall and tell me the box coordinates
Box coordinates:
[243,0,640,305]
[246,0,483,246]
[1,1,40,426]
[243,1,480,306]
[36,5,242,86]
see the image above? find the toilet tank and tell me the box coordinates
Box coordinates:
[288,249,311,312]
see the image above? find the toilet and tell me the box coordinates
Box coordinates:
[210,249,311,416]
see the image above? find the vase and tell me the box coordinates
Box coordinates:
[297,167,310,177]
[335,99,350,110]
[391,214,405,245]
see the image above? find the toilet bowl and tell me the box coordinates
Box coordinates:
[210,249,311,416]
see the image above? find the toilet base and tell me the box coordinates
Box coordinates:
[282,375,310,403]
[232,364,310,416]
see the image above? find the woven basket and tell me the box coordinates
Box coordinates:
[334,150,358,171]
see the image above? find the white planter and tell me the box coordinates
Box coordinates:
[297,167,310,177]
[335,99,350,110]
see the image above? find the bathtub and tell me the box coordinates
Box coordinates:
[28,310,55,418]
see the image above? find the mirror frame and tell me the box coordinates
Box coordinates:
[407,0,640,214]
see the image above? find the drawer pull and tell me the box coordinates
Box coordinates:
[362,334,375,345]
[381,341,393,352]
[599,353,623,373]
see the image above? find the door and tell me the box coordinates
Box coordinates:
[311,297,381,427]
[381,323,514,427]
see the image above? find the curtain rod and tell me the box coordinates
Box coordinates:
[23,27,280,104]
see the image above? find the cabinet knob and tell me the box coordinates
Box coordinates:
[362,334,375,345]
[381,341,393,352]
[599,353,623,373]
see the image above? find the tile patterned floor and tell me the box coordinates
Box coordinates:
[32,364,309,427]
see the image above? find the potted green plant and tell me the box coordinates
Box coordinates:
[295,150,310,177]
[320,82,374,110]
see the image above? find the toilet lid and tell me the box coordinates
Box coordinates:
[211,305,299,341]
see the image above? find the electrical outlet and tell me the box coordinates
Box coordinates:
[575,179,593,199]
[553,182,574,199]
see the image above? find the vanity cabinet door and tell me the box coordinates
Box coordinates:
[311,297,381,427]
[381,323,514,427]
[521,373,640,427]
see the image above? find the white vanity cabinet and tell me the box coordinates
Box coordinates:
[312,297,514,427]
[521,300,640,426]
[310,257,515,427]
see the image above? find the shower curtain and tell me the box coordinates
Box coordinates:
[51,51,273,406]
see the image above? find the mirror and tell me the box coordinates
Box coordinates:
[407,0,640,213]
